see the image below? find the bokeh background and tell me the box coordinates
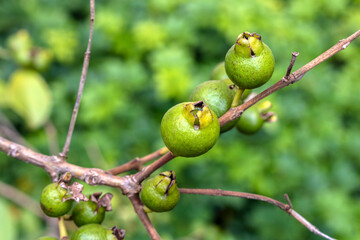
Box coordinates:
[1,0,360,239]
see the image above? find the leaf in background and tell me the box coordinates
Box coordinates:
[0,198,16,240]
[7,69,52,129]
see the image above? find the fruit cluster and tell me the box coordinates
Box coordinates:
[38,31,277,239]
[38,174,124,240]
[161,31,276,158]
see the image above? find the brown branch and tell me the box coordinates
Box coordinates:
[133,152,175,183]
[108,147,169,175]
[59,0,95,158]
[219,29,360,127]
[180,188,336,240]
[285,52,299,78]
[128,194,161,240]
[0,29,358,240]
[0,137,141,196]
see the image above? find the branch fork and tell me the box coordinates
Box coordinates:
[0,1,359,238]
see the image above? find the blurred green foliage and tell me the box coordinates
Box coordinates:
[0,0,360,239]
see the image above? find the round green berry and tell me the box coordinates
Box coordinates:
[72,224,116,240]
[72,200,106,227]
[140,171,180,212]
[225,32,275,89]
[190,79,237,118]
[210,62,228,80]
[160,101,220,157]
[236,107,264,135]
[40,183,74,217]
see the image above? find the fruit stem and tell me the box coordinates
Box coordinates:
[58,216,68,239]
[231,88,245,107]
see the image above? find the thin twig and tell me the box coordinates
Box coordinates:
[108,147,169,175]
[219,29,360,126]
[133,152,175,183]
[285,52,300,78]
[59,0,95,158]
[180,188,336,240]
[128,194,161,240]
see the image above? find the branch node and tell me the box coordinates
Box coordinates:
[7,144,20,157]
[122,175,142,196]
[284,193,293,210]
[284,52,300,79]
[84,170,100,185]
[342,42,350,49]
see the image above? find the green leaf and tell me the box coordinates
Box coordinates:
[0,198,17,240]
[7,69,52,129]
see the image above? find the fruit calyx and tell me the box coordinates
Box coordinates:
[155,170,176,197]
[235,32,263,58]
[111,226,126,240]
[183,101,214,130]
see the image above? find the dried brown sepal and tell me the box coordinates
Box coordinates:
[57,172,72,188]
[261,112,278,123]
[156,170,177,197]
[63,182,88,203]
[112,226,126,240]
[90,192,113,213]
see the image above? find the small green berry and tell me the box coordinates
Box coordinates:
[190,79,237,118]
[210,62,228,80]
[225,32,275,89]
[236,107,264,135]
[40,183,74,217]
[72,200,106,227]
[140,171,180,212]
[160,101,220,157]
[72,224,116,240]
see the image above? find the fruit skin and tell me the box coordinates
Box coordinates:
[236,107,264,135]
[72,200,106,227]
[72,224,116,240]
[210,62,228,80]
[225,32,275,89]
[160,101,220,157]
[190,78,252,133]
[140,171,180,212]
[40,183,74,217]
[190,79,237,118]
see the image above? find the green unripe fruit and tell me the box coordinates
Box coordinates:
[210,62,228,80]
[140,171,180,212]
[40,183,74,217]
[160,101,220,157]
[225,32,275,89]
[220,118,239,133]
[190,79,237,118]
[72,224,116,240]
[37,237,57,240]
[189,79,250,133]
[72,200,106,227]
[236,107,264,135]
